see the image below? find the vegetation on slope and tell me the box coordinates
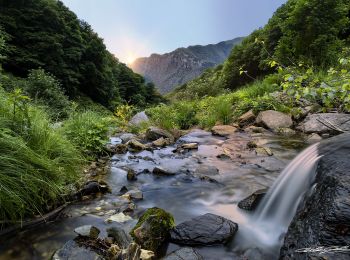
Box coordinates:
[171,0,350,100]
[0,0,164,109]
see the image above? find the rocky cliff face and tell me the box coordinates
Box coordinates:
[130,37,244,94]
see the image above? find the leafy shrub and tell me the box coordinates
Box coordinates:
[24,69,71,120]
[61,110,114,158]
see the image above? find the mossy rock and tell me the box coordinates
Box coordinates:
[130,207,175,252]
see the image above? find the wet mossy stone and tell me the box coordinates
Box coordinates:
[130,207,175,252]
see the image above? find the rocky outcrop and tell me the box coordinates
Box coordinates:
[130,38,244,94]
[280,133,350,259]
[170,213,238,246]
[129,111,149,127]
[297,113,350,134]
[256,110,293,130]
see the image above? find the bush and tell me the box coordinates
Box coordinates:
[61,110,115,158]
[24,69,71,120]
[0,87,82,222]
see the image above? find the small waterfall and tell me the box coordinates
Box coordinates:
[235,133,350,258]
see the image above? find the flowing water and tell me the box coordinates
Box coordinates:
[0,130,308,260]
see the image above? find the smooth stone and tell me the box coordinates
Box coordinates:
[238,110,256,127]
[79,181,109,196]
[140,249,155,260]
[152,137,169,147]
[211,125,238,137]
[255,147,273,156]
[127,139,147,151]
[146,127,174,142]
[52,240,102,260]
[126,189,143,200]
[297,113,350,134]
[256,110,293,130]
[152,167,175,176]
[181,143,199,149]
[194,165,219,176]
[129,111,149,127]
[237,189,268,211]
[119,133,136,144]
[170,213,238,246]
[105,213,132,223]
[163,247,203,260]
[106,227,132,249]
[74,225,100,239]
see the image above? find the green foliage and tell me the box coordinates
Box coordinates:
[0,0,162,109]
[171,0,350,99]
[24,69,71,119]
[61,110,115,158]
[0,87,82,222]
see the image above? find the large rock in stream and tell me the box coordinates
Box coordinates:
[280,133,350,259]
[256,110,293,130]
[297,113,350,134]
[52,240,102,260]
[170,213,238,246]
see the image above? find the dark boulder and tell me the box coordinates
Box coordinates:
[52,240,102,260]
[106,227,132,249]
[79,181,109,196]
[238,189,267,211]
[280,133,350,259]
[146,127,174,142]
[163,247,203,260]
[170,213,238,246]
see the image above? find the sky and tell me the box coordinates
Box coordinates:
[62,0,287,64]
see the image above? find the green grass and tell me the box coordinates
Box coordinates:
[0,88,83,223]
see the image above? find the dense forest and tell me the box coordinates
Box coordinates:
[0,0,163,109]
[171,0,350,100]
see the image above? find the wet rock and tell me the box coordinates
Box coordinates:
[255,147,273,156]
[105,213,132,223]
[129,111,149,127]
[140,249,155,260]
[107,244,121,259]
[52,240,102,260]
[194,165,219,176]
[244,126,268,134]
[216,153,231,160]
[152,167,175,176]
[277,128,296,136]
[152,137,169,147]
[106,227,132,249]
[114,144,128,154]
[127,169,137,181]
[238,110,256,127]
[74,225,100,239]
[79,181,109,196]
[297,113,350,134]
[280,133,350,259]
[199,176,219,183]
[163,247,203,260]
[181,143,198,149]
[170,213,238,246]
[247,140,258,149]
[211,125,238,137]
[120,242,141,260]
[306,133,323,144]
[238,189,267,211]
[146,127,174,142]
[126,189,143,200]
[127,139,147,151]
[256,110,293,130]
[131,207,175,251]
[120,133,136,144]
[120,186,128,193]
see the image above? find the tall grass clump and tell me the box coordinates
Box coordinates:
[0,88,82,223]
[61,110,115,158]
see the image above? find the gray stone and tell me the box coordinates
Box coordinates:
[119,133,136,144]
[74,225,100,239]
[152,167,175,176]
[146,127,174,142]
[163,247,203,260]
[106,227,132,249]
[297,113,350,134]
[256,110,293,130]
[129,111,149,126]
[194,165,219,176]
[127,139,147,151]
[170,213,238,245]
[238,189,267,211]
[211,125,238,137]
[238,110,256,127]
[181,143,199,149]
[126,189,143,200]
[52,240,102,260]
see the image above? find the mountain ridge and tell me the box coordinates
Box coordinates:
[130,37,244,94]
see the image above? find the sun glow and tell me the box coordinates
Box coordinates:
[126,54,137,65]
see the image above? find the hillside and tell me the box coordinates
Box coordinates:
[130,37,244,94]
[171,0,350,100]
